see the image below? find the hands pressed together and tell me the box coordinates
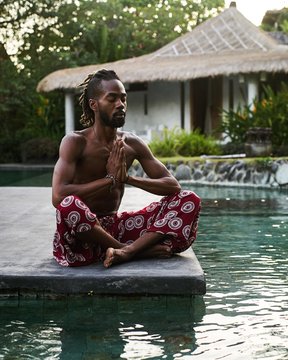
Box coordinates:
[106,138,128,184]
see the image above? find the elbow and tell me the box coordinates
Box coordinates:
[170,183,181,195]
[166,179,181,195]
[52,197,60,208]
[52,192,63,208]
[175,183,181,193]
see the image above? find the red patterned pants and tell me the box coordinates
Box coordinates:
[53,190,201,267]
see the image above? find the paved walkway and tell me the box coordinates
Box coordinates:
[0,187,205,296]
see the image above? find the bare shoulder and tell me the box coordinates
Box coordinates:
[59,130,87,159]
[120,131,151,155]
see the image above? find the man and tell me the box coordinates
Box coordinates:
[52,69,201,268]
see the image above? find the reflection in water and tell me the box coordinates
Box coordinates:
[0,296,206,359]
[118,296,205,359]
[193,185,288,360]
[0,185,287,359]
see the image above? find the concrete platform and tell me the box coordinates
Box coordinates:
[0,187,206,296]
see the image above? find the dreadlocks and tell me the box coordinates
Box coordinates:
[78,69,120,128]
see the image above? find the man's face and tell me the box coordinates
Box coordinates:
[97,79,127,128]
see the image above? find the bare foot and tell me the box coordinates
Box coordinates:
[103,247,132,268]
[140,244,172,259]
[103,244,172,268]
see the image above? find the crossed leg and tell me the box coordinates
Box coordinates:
[103,232,172,268]
[76,221,125,250]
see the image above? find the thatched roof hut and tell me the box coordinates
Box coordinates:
[37,3,288,93]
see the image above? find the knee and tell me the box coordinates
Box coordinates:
[57,195,85,216]
[187,191,201,208]
[179,190,201,210]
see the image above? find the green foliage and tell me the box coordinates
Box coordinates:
[178,129,222,156]
[220,83,288,148]
[0,137,22,163]
[148,128,179,157]
[253,157,273,171]
[20,137,59,163]
[149,128,221,157]
[0,0,225,163]
[220,105,254,144]
[0,0,225,70]
[261,7,288,32]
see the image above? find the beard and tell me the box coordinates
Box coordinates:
[99,109,126,128]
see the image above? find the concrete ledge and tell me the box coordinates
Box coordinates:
[0,249,205,296]
[0,187,206,296]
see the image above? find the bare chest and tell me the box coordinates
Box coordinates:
[74,142,134,183]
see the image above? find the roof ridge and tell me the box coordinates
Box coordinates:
[149,6,278,59]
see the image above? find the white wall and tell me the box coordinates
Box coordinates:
[222,75,248,112]
[124,81,189,140]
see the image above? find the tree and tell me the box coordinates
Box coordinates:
[261,7,288,33]
[0,0,225,162]
[1,0,225,70]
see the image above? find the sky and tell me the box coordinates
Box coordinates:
[224,0,288,25]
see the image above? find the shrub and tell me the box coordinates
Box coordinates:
[20,137,59,163]
[149,127,221,157]
[177,129,221,156]
[220,82,288,150]
[148,128,178,157]
[0,137,22,163]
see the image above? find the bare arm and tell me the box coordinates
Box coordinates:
[52,134,116,207]
[125,134,181,196]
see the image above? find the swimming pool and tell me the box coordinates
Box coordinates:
[0,167,53,187]
[0,165,53,187]
[0,185,287,359]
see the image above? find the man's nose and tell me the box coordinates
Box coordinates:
[116,98,125,108]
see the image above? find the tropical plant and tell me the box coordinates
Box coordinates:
[148,128,179,157]
[149,127,221,157]
[0,0,225,163]
[220,83,288,149]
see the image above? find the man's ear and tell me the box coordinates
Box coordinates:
[89,99,98,112]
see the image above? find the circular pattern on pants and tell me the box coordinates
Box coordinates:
[134,215,144,228]
[117,221,125,239]
[64,231,74,244]
[75,198,88,210]
[125,218,135,230]
[165,210,178,219]
[168,217,183,230]
[168,200,180,209]
[154,218,168,227]
[85,209,97,222]
[67,211,80,225]
[140,229,147,237]
[146,202,159,212]
[147,216,155,228]
[53,231,60,243]
[61,196,74,207]
[77,223,91,232]
[181,201,195,213]
[182,225,191,240]
[56,209,61,224]
[178,190,192,198]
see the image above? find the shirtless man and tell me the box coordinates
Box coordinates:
[52,69,201,268]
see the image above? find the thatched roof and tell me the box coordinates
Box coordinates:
[37,4,288,93]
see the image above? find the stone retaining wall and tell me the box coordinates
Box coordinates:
[129,159,288,188]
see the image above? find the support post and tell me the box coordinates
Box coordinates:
[247,76,258,108]
[65,92,75,134]
[180,81,185,129]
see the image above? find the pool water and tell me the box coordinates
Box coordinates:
[0,185,288,359]
[0,168,53,186]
